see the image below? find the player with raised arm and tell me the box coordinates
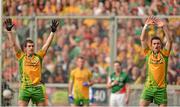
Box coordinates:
[139,16,173,107]
[4,18,59,106]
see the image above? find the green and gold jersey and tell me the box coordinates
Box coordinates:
[16,50,45,87]
[70,67,92,99]
[144,48,170,88]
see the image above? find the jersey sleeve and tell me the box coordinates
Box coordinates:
[125,74,130,83]
[88,70,93,81]
[143,47,151,56]
[69,70,75,82]
[36,49,46,58]
[15,50,24,60]
[161,49,170,57]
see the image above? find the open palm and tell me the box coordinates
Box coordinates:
[154,18,165,27]
[4,18,14,31]
[145,16,155,25]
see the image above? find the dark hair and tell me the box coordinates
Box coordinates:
[151,36,162,45]
[114,60,121,66]
[77,55,85,60]
[23,39,34,48]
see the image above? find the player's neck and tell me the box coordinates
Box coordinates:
[152,51,160,56]
[26,53,34,57]
[152,50,160,54]
[115,71,121,76]
[79,66,84,70]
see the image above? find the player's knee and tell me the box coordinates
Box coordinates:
[159,104,167,107]
[139,100,150,107]
[139,102,145,107]
[18,100,28,107]
[36,102,44,106]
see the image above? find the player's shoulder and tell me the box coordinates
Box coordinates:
[71,67,78,72]
[160,49,170,57]
[143,47,153,55]
[36,49,46,55]
[110,72,115,76]
[71,67,83,73]
[121,71,129,77]
[70,68,77,76]
[16,50,25,60]
[71,67,91,73]
[85,67,91,72]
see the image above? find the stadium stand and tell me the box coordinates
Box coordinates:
[1,0,179,106]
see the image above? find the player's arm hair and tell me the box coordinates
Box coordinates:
[68,80,73,95]
[140,24,149,49]
[41,32,55,53]
[5,18,21,53]
[88,71,94,86]
[68,71,74,96]
[140,16,156,49]
[7,30,21,53]
[163,25,173,52]
[88,79,94,86]
[41,20,58,53]
[106,77,113,89]
[125,83,130,99]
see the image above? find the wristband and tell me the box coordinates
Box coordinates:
[143,24,148,29]
[68,95,74,104]
[83,82,89,87]
[111,82,115,86]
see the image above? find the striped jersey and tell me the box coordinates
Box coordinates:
[70,67,92,99]
[144,48,170,88]
[16,50,45,87]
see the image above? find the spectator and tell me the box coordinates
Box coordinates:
[2,1,180,87]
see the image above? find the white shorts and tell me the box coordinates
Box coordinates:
[110,93,125,107]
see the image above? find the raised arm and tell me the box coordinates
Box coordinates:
[154,18,173,52]
[41,20,59,53]
[4,18,21,53]
[140,16,155,49]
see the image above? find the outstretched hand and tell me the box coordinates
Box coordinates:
[145,16,155,25]
[4,18,14,31]
[154,18,165,27]
[51,20,59,33]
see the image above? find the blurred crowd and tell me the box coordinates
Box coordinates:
[3,0,179,16]
[2,0,180,86]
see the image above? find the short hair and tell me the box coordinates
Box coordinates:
[151,36,162,45]
[23,39,34,48]
[114,60,121,66]
[77,55,85,60]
